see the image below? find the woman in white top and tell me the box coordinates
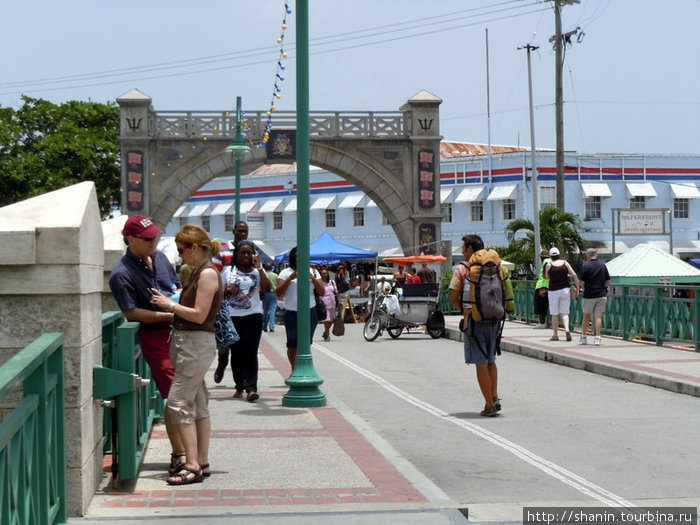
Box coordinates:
[276,247,324,370]
[221,240,270,401]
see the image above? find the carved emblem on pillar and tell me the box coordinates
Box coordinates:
[418,149,436,209]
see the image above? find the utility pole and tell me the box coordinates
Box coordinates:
[519,43,542,275]
[548,0,580,210]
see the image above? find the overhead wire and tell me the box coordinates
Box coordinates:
[0,2,546,96]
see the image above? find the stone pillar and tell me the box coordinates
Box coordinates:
[401,90,443,254]
[117,88,153,216]
[0,182,105,516]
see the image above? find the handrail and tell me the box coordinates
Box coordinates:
[440,281,699,352]
[510,280,699,352]
[0,333,67,525]
[98,311,163,482]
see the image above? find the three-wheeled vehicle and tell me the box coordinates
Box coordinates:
[362,253,447,342]
[362,282,445,341]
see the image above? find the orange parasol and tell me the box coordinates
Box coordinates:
[382,253,447,265]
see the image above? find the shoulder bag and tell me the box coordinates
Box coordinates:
[215,303,240,349]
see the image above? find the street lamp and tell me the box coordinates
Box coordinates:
[282,0,326,408]
[225,96,250,223]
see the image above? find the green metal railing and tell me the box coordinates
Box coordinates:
[97,312,163,481]
[0,333,66,525]
[509,280,699,352]
[439,282,699,352]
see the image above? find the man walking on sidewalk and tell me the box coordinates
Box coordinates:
[578,248,610,346]
[533,248,551,329]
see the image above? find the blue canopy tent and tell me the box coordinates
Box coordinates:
[274,231,378,265]
[690,259,700,270]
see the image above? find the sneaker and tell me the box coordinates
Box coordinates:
[579,335,588,345]
[233,390,244,398]
[480,405,498,417]
[533,323,548,329]
[594,336,602,346]
[493,396,502,412]
[246,392,259,403]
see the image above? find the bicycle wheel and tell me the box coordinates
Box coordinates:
[387,324,403,339]
[363,313,383,341]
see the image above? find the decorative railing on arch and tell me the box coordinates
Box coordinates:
[151,110,411,139]
[0,333,66,525]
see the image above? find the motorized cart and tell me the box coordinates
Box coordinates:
[362,283,445,341]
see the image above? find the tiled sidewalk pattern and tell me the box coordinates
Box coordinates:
[93,339,425,511]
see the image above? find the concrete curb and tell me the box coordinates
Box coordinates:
[444,324,700,398]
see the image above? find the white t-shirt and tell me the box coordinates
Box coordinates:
[222,266,263,317]
[278,267,321,312]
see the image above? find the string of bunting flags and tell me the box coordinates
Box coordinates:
[243,2,292,148]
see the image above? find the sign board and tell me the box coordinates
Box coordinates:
[246,211,265,240]
[617,209,665,235]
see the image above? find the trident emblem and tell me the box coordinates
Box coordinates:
[418,118,433,131]
[126,117,142,131]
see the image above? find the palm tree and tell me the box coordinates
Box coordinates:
[502,207,587,278]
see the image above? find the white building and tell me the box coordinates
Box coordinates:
[164,142,700,262]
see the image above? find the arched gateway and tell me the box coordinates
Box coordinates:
[118,89,445,255]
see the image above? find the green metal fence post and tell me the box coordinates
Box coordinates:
[621,285,629,341]
[655,286,664,346]
[695,289,700,353]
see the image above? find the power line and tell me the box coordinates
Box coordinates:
[0,3,546,96]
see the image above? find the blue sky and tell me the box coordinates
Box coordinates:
[1,0,698,155]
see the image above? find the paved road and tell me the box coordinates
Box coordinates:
[305,322,700,521]
[70,320,700,524]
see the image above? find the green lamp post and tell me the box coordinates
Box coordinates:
[282,0,326,407]
[225,96,250,223]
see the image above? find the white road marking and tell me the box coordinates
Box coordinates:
[314,343,636,508]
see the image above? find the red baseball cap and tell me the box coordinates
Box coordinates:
[122,215,162,237]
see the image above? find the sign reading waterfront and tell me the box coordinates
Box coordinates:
[617,209,666,235]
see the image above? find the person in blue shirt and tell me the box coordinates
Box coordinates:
[109,215,184,476]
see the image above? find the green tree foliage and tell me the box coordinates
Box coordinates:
[501,207,588,278]
[0,96,120,217]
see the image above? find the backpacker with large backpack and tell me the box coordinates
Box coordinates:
[464,249,514,322]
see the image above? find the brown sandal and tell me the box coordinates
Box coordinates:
[201,463,211,478]
[166,465,203,485]
[168,452,186,475]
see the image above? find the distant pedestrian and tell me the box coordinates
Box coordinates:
[533,249,552,329]
[578,248,610,346]
[319,268,341,341]
[262,263,279,332]
[405,266,421,284]
[448,234,502,417]
[213,221,249,388]
[417,262,436,284]
[544,247,579,342]
[219,240,270,402]
[393,265,407,288]
[276,247,325,371]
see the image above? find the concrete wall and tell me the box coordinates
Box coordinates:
[0,182,106,516]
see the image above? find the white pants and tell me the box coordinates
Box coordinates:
[548,287,571,316]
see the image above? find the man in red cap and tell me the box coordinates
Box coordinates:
[109,215,185,469]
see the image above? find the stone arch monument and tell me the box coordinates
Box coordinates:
[118,89,444,255]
